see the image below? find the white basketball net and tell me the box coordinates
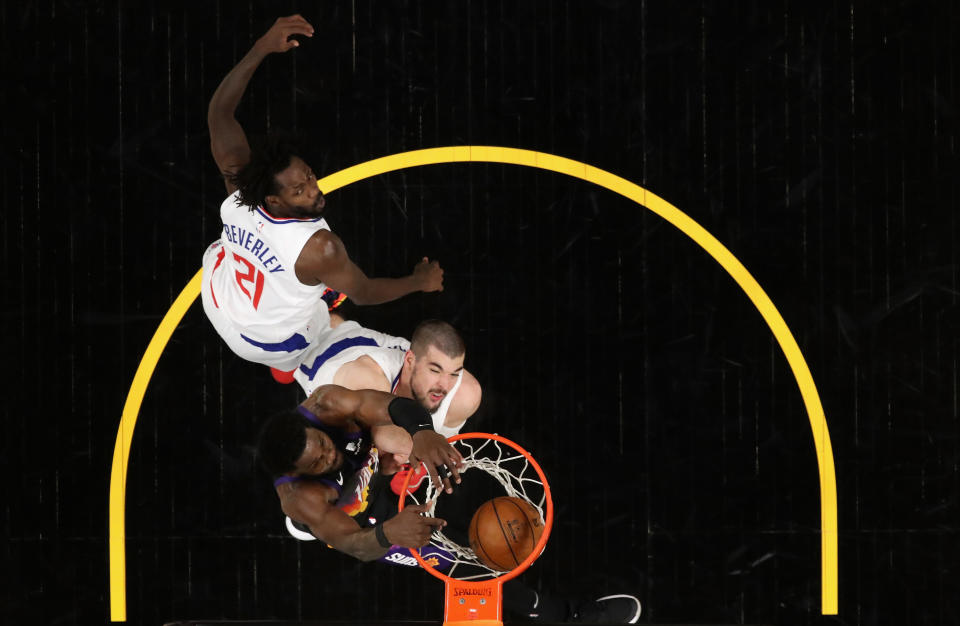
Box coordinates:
[407,435,548,581]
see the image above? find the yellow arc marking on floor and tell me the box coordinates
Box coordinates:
[109,146,838,621]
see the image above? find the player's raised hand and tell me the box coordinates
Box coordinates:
[413,257,444,292]
[383,503,446,547]
[410,430,463,494]
[254,14,314,55]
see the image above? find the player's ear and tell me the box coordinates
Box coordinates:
[404,350,416,368]
[265,194,281,210]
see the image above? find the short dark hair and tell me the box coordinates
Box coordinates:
[256,410,311,477]
[228,133,301,210]
[410,320,465,359]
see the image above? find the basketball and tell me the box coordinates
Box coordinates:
[468,496,545,571]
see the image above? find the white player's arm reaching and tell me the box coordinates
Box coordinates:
[208,15,314,194]
[294,231,444,302]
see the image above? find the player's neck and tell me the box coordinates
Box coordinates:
[395,367,413,398]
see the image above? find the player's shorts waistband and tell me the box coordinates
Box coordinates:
[241,332,311,353]
[297,336,380,378]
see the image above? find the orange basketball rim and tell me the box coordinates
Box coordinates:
[398,432,554,626]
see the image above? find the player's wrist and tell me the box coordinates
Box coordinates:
[374,522,392,548]
[388,397,433,435]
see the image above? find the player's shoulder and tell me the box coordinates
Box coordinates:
[333,355,392,392]
[279,483,339,532]
[280,479,338,511]
[456,369,482,408]
[299,228,345,262]
[219,189,246,213]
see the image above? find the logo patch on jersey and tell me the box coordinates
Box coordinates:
[337,447,379,517]
[384,552,419,567]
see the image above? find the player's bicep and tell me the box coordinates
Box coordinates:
[208,119,251,194]
[291,489,366,551]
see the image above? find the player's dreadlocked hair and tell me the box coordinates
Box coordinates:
[227,132,302,210]
[256,410,312,477]
[410,320,466,359]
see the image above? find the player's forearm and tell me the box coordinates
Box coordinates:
[208,44,270,123]
[347,275,423,305]
[329,526,392,562]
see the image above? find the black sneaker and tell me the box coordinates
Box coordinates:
[569,594,642,624]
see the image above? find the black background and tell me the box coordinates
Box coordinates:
[3,1,959,625]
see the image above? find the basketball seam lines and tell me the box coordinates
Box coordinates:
[494,498,524,569]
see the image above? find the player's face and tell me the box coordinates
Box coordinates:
[408,346,464,413]
[271,157,326,218]
[294,427,343,476]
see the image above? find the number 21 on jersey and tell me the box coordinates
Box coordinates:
[233,253,265,309]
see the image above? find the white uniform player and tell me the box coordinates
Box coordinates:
[201,191,333,371]
[293,320,466,438]
[203,14,444,375]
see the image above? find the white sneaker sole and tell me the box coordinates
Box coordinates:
[595,594,642,624]
[285,516,316,541]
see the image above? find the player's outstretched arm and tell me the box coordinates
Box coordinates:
[303,385,462,491]
[208,14,314,194]
[301,384,400,429]
[295,230,444,305]
[288,487,443,561]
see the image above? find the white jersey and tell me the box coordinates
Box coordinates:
[294,320,464,438]
[201,191,333,371]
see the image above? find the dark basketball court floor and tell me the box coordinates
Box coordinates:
[4,1,960,625]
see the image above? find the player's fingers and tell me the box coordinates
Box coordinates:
[283,14,314,29]
[439,472,454,494]
[286,23,315,37]
[407,502,430,514]
[445,460,462,484]
[424,461,443,492]
[443,445,463,465]
[420,515,446,528]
